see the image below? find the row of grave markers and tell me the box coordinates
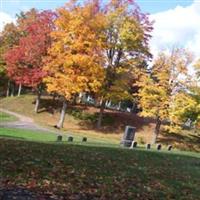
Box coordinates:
[57,135,172,151]
[130,141,173,151]
[121,126,173,151]
[57,135,87,143]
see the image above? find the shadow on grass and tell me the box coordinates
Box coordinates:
[0,187,55,200]
[0,135,25,140]
[158,131,200,152]
[1,136,199,159]
[34,97,154,134]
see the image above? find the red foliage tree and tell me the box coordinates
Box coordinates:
[5,10,55,112]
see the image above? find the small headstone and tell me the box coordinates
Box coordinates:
[146,143,151,150]
[130,141,137,149]
[121,126,136,147]
[156,144,162,150]
[167,145,172,151]
[57,135,62,142]
[68,136,73,142]
[82,137,87,142]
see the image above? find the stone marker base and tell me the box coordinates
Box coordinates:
[167,145,172,151]
[156,144,162,150]
[82,137,87,142]
[146,143,151,149]
[130,141,137,148]
[57,135,62,142]
[120,140,133,147]
[68,136,73,142]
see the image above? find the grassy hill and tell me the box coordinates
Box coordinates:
[0,95,200,152]
[0,138,199,200]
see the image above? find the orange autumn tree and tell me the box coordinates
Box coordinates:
[44,0,105,128]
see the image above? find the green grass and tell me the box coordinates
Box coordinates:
[0,127,119,146]
[0,111,17,122]
[0,138,199,199]
[0,128,57,142]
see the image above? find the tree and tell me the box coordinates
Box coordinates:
[4,9,55,112]
[170,91,200,130]
[0,22,21,96]
[96,0,153,128]
[44,0,105,128]
[188,60,200,129]
[138,48,193,144]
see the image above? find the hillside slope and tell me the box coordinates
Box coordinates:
[0,95,199,151]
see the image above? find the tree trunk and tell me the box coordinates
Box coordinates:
[117,101,121,111]
[6,80,10,97]
[77,92,83,104]
[10,82,15,97]
[34,89,41,113]
[152,117,162,144]
[72,93,78,105]
[56,99,67,129]
[97,100,105,129]
[17,83,22,97]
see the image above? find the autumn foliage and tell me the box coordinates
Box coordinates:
[5,9,55,88]
[1,0,200,140]
[44,1,105,100]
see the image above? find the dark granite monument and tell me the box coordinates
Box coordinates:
[121,126,136,147]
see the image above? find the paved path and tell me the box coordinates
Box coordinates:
[0,108,61,135]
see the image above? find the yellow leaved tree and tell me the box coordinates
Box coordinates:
[96,0,153,128]
[138,48,193,144]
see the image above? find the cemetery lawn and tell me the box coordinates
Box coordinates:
[1,95,200,152]
[0,111,17,122]
[0,137,200,199]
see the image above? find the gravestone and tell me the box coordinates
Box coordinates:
[68,136,73,142]
[130,141,137,149]
[156,144,162,150]
[146,143,151,150]
[57,135,62,142]
[167,145,172,151]
[82,137,87,142]
[121,126,136,147]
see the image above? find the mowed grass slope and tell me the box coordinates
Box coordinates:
[0,128,57,142]
[0,127,119,146]
[0,138,199,200]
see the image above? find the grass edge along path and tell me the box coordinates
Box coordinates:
[0,111,18,122]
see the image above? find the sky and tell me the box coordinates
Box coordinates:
[0,0,200,60]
